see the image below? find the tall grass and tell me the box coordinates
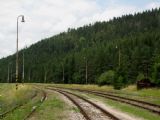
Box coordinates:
[0,84,36,114]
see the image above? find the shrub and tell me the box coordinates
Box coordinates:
[136,73,145,81]
[72,72,81,84]
[113,76,124,90]
[97,70,115,86]
[152,63,160,86]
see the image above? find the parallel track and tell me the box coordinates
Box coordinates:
[23,89,47,120]
[48,88,120,120]
[48,86,160,115]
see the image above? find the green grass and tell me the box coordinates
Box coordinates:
[3,90,42,120]
[0,84,81,120]
[39,98,65,119]
[30,91,69,120]
[114,85,160,105]
[4,101,42,120]
[105,97,160,120]
[71,106,80,113]
[0,84,37,114]
[47,84,114,91]
[105,98,160,120]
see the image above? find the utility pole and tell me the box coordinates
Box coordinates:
[44,67,47,83]
[7,63,10,83]
[62,63,65,83]
[84,57,88,84]
[116,45,121,67]
[28,69,31,82]
[22,51,24,83]
[44,71,47,83]
[11,67,12,83]
[16,15,25,90]
[119,49,121,67]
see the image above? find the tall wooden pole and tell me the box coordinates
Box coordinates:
[11,66,12,83]
[8,63,10,83]
[16,15,24,90]
[16,15,25,89]
[86,59,88,84]
[84,57,88,84]
[62,63,64,83]
[116,45,121,68]
[28,69,31,82]
[16,18,19,88]
[119,49,121,67]
[22,51,24,83]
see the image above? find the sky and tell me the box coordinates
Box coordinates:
[0,0,160,58]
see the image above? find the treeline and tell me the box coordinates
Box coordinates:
[0,8,160,89]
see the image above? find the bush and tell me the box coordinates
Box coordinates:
[152,63,160,86]
[72,72,82,84]
[97,70,115,86]
[136,73,145,81]
[113,76,124,90]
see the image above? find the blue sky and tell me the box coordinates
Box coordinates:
[0,0,160,58]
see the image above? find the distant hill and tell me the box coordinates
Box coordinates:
[0,8,160,88]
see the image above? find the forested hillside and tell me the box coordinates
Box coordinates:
[0,8,160,88]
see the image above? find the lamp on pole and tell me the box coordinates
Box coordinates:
[16,15,25,89]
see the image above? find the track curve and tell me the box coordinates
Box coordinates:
[47,86,160,115]
[48,88,120,120]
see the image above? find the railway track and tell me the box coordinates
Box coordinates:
[48,88,120,120]
[23,89,47,120]
[47,86,160,115]
[0,91,37,119]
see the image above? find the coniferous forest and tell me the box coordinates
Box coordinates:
[0,8,160,89]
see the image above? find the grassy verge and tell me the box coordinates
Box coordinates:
[0,84,37,114]
[46,84,114,91]
[3,90,42,120]
[113,85,160,105]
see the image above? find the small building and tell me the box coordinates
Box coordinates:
[137,78,155,89]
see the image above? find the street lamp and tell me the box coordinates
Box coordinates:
[16,15,25,89]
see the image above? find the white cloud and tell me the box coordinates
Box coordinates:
[0,0,159,58]
[146,1,160,9]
